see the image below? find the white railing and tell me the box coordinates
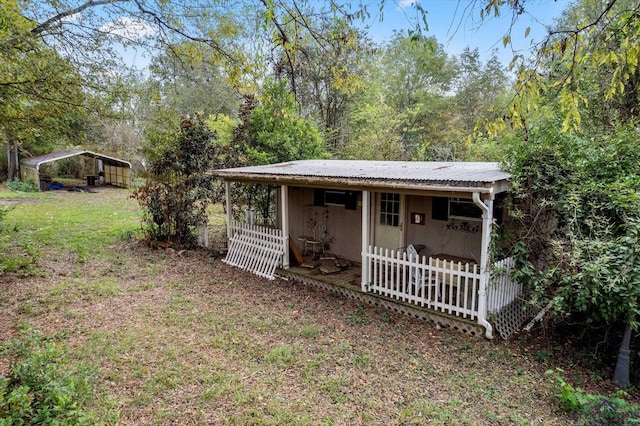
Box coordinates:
[487,256,522,314]
[223,221,286,280]
[364,246,481,320]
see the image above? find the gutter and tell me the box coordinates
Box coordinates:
[473,192,494,339]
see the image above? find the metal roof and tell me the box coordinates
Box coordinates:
[20,150,132,169]
[213,160,510,193]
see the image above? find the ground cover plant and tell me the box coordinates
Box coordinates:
[0,187,637,424]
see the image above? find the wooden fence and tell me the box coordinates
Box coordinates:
[223,222,285,280]
[364,246,481,320]
[364,247,523,321]
[487,256,521,314]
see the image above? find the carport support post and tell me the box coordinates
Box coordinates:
[280,184,290,269]
[361,190,370,291]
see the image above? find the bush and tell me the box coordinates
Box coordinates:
[5,179,38,192]
[546,369,640,423]
[133,114,217,248]
[0,330,106,425]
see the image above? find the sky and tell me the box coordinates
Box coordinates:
[366,0,569,65]
[109,0,571,71]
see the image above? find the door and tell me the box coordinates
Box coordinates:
[373,192,405,250]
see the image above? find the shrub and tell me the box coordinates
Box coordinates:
[5,179,38,192]
[133,114,217,248]
[0,330,104,425]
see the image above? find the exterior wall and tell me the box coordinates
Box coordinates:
[288,187,362,262]
[287,189,483,263]
[103,164,131,188]
[405,195,481,262]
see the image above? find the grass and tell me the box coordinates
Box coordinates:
[0,187,629,424]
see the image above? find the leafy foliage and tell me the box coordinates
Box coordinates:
[5,179,38,192]
[213,80,328,223]
[504,121,640,329]
[0,330,104,425]
[545,368,639,421]
[481,0,640,135]
[133,114,217,248]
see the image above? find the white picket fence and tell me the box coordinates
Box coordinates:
[364,247,523,321]
[364,246,481,319]
[487,256,521,313]
[223,222,285,280]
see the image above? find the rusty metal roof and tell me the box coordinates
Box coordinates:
[213,160,510,192]
[20,150,131,169]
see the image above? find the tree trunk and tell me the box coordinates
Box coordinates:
[7,144,17,181]
[613,322,632,388]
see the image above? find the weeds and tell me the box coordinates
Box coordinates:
[0,330,114,425]
[546,368,640,423]
[347,305,372,325]
[5,178,38,192]
[265,345,294,367]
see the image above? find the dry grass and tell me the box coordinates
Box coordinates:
[0,187,627,424]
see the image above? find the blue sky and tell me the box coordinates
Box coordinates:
[111,0,570,70]
[366,0,569,65]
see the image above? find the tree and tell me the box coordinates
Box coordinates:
[476,0,640,134]
[484,0,640,386]
[217,79,328,223]
[132,114,217,247]
[1,0,90,178]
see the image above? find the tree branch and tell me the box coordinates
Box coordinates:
[31,0,131,35]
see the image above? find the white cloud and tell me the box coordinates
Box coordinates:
[100,17,157,39]
[398,0,418,9]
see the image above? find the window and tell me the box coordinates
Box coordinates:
[380,193,400,226]
[448,198,483,220]
[313,189,359,210]
[324,190,346,206]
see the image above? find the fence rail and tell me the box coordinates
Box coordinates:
[487,256,521,313]
[223,222,285,280]
[364,247,523,322]
[364,246,481,320]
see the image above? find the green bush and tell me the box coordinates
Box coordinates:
[0,330,105,425]
[5,179,38,192]
[546,368,640,423]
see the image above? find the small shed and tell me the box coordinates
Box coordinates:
[213,160,530,339]
[20,150,132,191]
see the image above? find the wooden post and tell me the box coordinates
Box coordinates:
[361,190,370,291]
[225,181,232,241]
[281,184,290,269]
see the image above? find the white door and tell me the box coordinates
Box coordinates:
[373,192,405,250]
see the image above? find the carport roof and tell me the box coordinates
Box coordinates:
[20,150,131,169]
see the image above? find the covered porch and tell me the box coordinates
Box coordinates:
[212,160,528,339]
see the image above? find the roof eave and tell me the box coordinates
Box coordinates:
[211,171,508,195]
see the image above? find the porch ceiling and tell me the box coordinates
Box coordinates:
[212,160,510,194]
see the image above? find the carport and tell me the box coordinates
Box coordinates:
[20,149,132,191]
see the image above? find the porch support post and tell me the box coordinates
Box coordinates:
[225,181,232,240]
[361,190,370,291]
[473,192,494,339]
[280,184,290,269]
